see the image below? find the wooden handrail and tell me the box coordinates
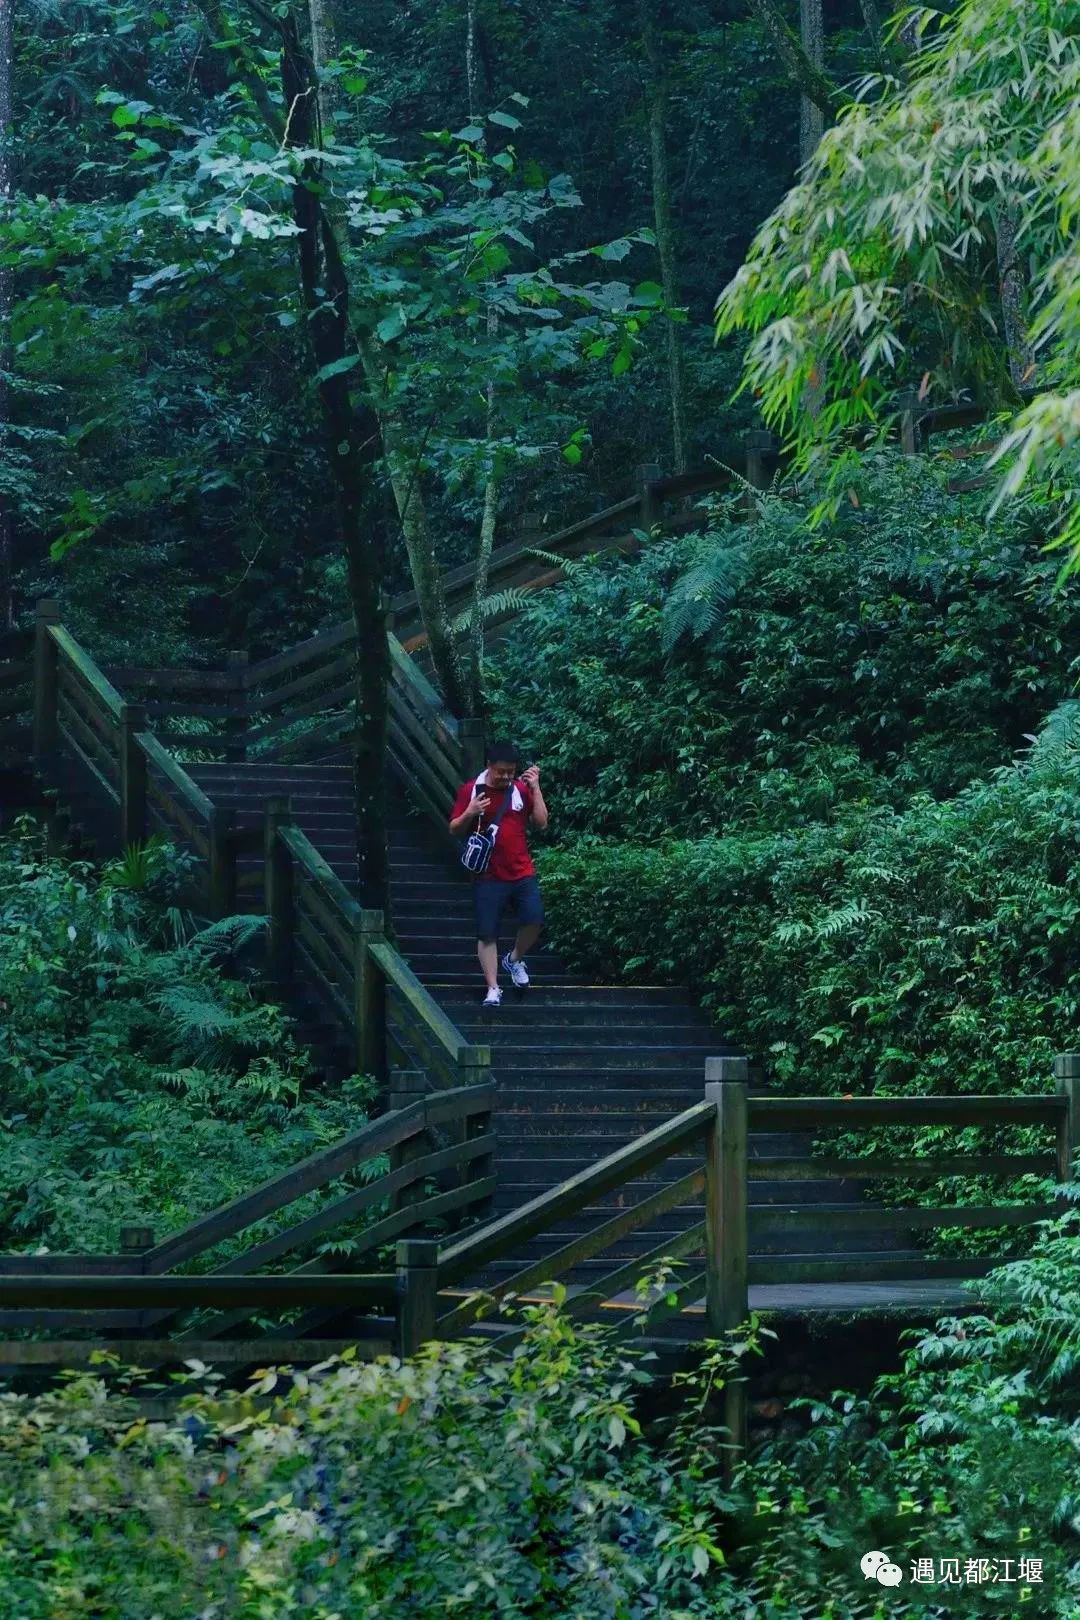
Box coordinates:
[50,626,126,721]
[751,1095,1065,1128]
[438,1101,713,1286]
[136,730,215,823]
[368,938,488,1067]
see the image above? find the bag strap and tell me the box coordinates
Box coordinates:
[485,782,516,833]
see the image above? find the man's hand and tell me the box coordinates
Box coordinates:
[521,765,540,789]
[470,788,492,818]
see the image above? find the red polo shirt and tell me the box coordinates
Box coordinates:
[451,776,536,881]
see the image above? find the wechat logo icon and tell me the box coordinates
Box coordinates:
[862,1550,904,1587]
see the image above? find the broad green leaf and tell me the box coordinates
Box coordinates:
[562,442,583,466]
[489,111,522,130]
[314,354,362,385]
[377,308,407,343]
[454,124,485,143]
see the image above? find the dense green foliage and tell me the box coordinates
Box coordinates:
[717,0,1080,558]
[0,821,374,1256]
[489,459,1080,1101]
[2,1212,1078,1615]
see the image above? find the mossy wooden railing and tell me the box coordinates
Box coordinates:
[427,1054,1078,1446]
[0,1076,495,1367]
[263,793,491,1091]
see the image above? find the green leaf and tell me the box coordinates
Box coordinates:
[112,105,142,128]
[376,308,407,343]
[562,442,583,466]
[612,343,633,378]
[314,354,361,385]
[342,74,368,94]
[151,9,169,24]
[633,281,665,305]
[596,239,632,262]
[454,124,485,143]
[489,110,522,130]
[509,92,530,107]
[493,152,515,172]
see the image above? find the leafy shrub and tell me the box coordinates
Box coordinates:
[0,819,374,1257]
[487,456,1080,840]
[2,1213,1079,1617]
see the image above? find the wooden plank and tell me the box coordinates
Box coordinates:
[243,620,355,691]
[138,732,215,821]
[150,728,231,753]
[0,1274,399,1308]
[280,824,364,926]
[296,906,352,993]
[142,1103,427,1271]
[751,1096,1064,1129]
[57,712,121,807]
[426,1082,497,1124]
[440,1169,705,1333]
[146,773,209,853]
[0,1254,145,1275]
[51,626,125,720]
[142,698,239,721]
[217,1137,494,1276]
[104,666,235,694]
[612,1268,708,1340]
[748,1155,1056,1180]
[438,1103,713,1284]
[294,936,354,1030]
[271,708,353,763]
[388,636,460,740]
[368,939,475,1063]
[0,1337,392,1368]
[749,1256,1008,1285]
[297,875,358,964]
[247,678,356,750]
[387,686,461,793]
[388,715,461,819]
[751,1203,1057,1233]
[58,686,118,777]
[0,684,29,720]
[0,1310,147,1330]
[247,647,356,718]
[561,1226,706,1324]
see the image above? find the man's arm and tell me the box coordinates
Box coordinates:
[449,783,491,837]
[522,766,549,831]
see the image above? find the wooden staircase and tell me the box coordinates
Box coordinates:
[185,760,927,1314]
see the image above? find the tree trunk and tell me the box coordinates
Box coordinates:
[638,0,686,474]
[995,205,1036,393]
[798,0,825,165]
[308,0,339,133]
[279,17,388,912]
[355,334,470,718]
[746,0,837,125]
[0,0,14,628]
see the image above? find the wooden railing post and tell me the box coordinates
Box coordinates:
[119,703,148,847]
[32,598,61,760]
[744,429,777,513]
[388,1070,429,1214]
[207,803,236,919]
[264,795,295,987]
[898,388,924,455]
[1054,1053,1080,1186]
[456,1044,494,1211]
[636,462,663,530]
[704,1054,749,1465]
[459,718,485,780]
[224,650,249,763]
[397,1238,441,1357]
[355,909,387,1081]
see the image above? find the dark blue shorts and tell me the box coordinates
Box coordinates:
[473,875,545,942]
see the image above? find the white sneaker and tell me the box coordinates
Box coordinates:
[501,952,530,988]
[483,986,502,1007]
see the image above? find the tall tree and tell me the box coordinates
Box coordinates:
[797,0,825,165]
[638,0,687,473]
[204,1,390,910]
[0,0,13,628]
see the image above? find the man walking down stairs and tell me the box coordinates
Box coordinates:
[448,740,549,1008]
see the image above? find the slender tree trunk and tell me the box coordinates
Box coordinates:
[798,0,825,165]
[279,18,388,911]
[638,0,686,474]
[995,206,1036,392]
[468,305,500,713]
[746,0,838,124]
[308,0,339,133]
[0,0,14,628]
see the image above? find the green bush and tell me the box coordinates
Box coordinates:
[0,820,375,1258]
[1,1213,1078,1617]
[487,456,1080,840]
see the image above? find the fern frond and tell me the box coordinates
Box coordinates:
[154,985,247,1038]
[1025,701,1080,774]
[452,588,533,634]
[524,547,588,576]
[660,539,753,652]
[188,913,269,958]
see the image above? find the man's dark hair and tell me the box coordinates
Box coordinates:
[486,738,520,766]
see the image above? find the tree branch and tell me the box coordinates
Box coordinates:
[746,0,840,118]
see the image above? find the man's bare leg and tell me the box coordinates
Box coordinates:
[478,939,499,990]
[510,922,542,962]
